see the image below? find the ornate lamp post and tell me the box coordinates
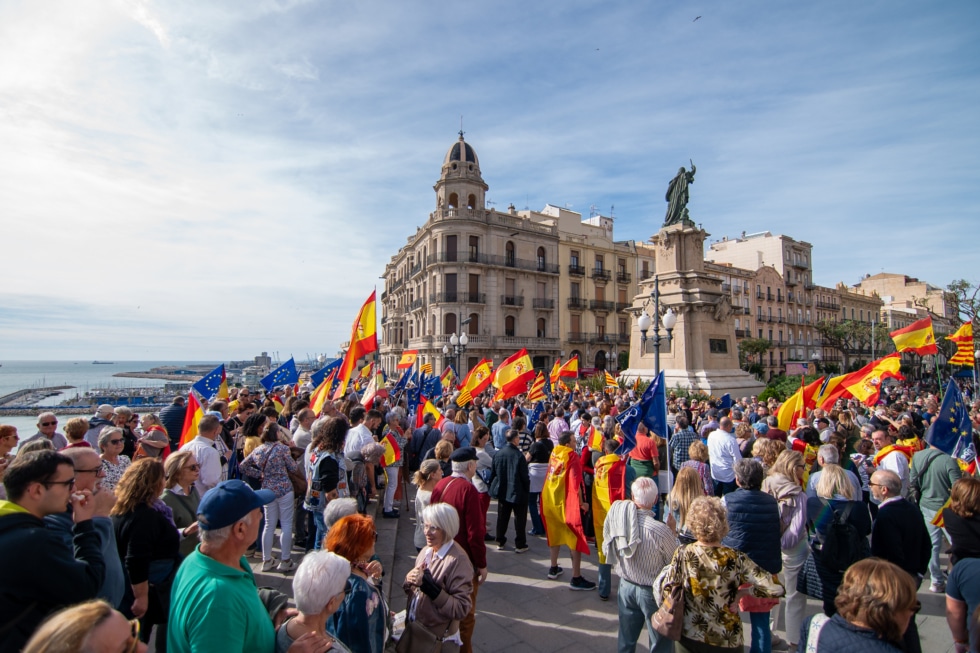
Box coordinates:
[443,331,469,374]
[636,276,677,376]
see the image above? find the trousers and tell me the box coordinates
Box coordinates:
[495,499,528,549]
[262,491,294,561]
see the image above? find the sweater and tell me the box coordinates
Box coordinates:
[800,613,902,653]
[722,488,783,574]
[431,475,487,570]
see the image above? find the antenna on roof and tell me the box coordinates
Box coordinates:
[589,204,599,218]
[610,204,615,219]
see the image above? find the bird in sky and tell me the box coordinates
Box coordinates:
[693,16,701,22]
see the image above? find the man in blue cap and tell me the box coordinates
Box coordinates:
[167,480,332,653]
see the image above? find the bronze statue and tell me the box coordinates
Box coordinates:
[663,160,696,227]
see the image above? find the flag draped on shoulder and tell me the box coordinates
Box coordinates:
[527,372,547,402]
[397,350,418,369]
[492,349,535,401]
[541,444,590,554]
[193,364,229,402]
[261,358,299,392]
[890,317,938,355]
[616,371,667,456]
[179,393,204,447]
[948,322,974,367]
[335,290,379,399]
[592,453,627,564]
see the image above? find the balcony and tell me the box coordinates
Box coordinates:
[429,292,486,304]
[427,250,558,274]
[590,300,617,312]
[785,277,798,287]
[409,263,423,278]
[495,336,561,350]
[500,295,524,307]
[532,298,555,309]
[733,285,742,294]
[776,316,784,323]
[639,270,654,281]
[592,268,612,282]
[389,278,404,292]
[816,301,839,310]
[568,264,585,276]
[776,294,784,303]
[409,298,424,311]
[589,332,628,345]
[616,302,632,312]
[617,271,632,284]
[790,260,809,269]
[567,297,587,310]
[756,291,764,300]
[567,331,589,343]
[735,329,749,337]
[735,306,751,315]
[804,282,816,290]
[721,283,731,292]
[767,292,774,301]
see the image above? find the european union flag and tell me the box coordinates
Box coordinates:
[719,393,732,410]
[392,369,411,395]
[310,360,342,388]
[261,358,299,391]
[526,401,545,433]
[927,380,974,461]
[192,364,227,402]
[616,371,667,456]
[425,374,442,400]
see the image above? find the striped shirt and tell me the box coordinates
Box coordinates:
[616,507,679,587]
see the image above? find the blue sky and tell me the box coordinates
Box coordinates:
[1,0,977,360]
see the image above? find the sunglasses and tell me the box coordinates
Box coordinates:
[127,618,141,653]
[110,439,124,445]
[40,421,58,427]
[185,464,200,472]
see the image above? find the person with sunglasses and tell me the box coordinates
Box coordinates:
[21,412,68,450]
[0,450,104,653]
[99,427,132,492]
[23,599,147,653]
[162,450,203,558]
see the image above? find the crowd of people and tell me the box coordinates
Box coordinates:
[1,375,979,653]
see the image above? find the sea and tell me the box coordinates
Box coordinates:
[0,360,218,436]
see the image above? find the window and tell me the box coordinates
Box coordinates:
[618,258,626,275]
[537,247,546,270]
[467,194,476,209]
[445,235,457,262]
[505,316,516,337]
[758,329,763,338]
[596,286,605,301]
[768,329,773,342]
[619,319,627,334]
[709,339,728,354]
[444,273,457,301]
[537,281,546,298]
[468,274,479,302]
[537,318,546,338]
[860,309,864,322]
[570,250,580,267]
[469,236,479,261]
[735,318,740,329]
[468,313,479,335]
[618,287,627,304]
[448,192,458,209]
[571,314,581,333]
[444,313,456,335]
[570,282,580,298]
[595,255,604,272]
[596,317,606,336]
[642,261,649,277]
[505,241,515,267]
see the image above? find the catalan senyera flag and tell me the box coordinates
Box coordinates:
[492,349,536,401]
[527,372,547,402]
[310,369,337,416]
[549,359,562,386]
[397,350,418,369]
[604,370,619,390]
[456,389,473,407]
[557,356,579,378]
[334,290,379,399]
[776,376,825,432]
[379,432,401,467]
[541,443,590,554]
[948,322,974,367]
[592,453,627,564]
[890,317,938,355]
[179,393,205,447]
[419,362,433,375]
[840,353,904,405]
[633,376,641,392]
[415,397,446,429]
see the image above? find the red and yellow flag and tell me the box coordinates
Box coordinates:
[415,397,446,429]
[557,356,579,378]
[592,454,627,564]
[587,426,604,452]
[458,358,494,404]
[541,444,590,554]
[179,393,204,447]
[604,370,619,389]
[948,322,974,367]
[397,350,418,369]
[492,349,535,401]
[527,372,547,402]
[840,353,904,405]
[310,369,337,416]
[334,290,379,399]
[776,376,825,432]
[890,317,938,355]
[813,374,848,411]
[380,432,401,467]
[549,359,562,385]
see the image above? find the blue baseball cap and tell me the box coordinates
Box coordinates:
[197,480,276,530]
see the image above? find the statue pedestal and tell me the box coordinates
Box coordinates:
[621,223,764,397]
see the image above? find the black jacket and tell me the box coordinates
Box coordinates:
[871,498,930,578]
[722,488,783,574]
[488,443,530,504]
[159,403,187,448]
[0,507,105,653]
[943,509,980,567]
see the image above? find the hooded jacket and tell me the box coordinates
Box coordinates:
[0,500,105,653]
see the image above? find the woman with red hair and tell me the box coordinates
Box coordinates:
[325,514,388,653]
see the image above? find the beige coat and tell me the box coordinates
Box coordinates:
[403,540,474,635]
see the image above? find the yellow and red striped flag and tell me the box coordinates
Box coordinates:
[592,453,627,564]
[380,432,401,467]
[587,426,604,452]
[527,372,547,402]
[948,322,974,367]
[890,317,938,355]
[541,444,589,554]
[419,362,433,375]
[604,370,619,390]
[179,393,204,447]
[549,359,562,385]
[456,388,473,407]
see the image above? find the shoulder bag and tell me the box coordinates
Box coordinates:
[651,548,686,641]
[395,615,459,653]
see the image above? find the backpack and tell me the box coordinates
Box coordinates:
[818,499,862,573]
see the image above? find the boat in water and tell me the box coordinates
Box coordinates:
[92,361,115,365]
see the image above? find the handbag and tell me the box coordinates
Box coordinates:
[651,550,686,641]
[395,616,459,653]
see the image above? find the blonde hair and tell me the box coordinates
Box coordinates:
[23,599,114,653]
[769,449,803,482]
[835,558,918,646]
[163,450,196,490]
[753,438,784,468]
[63,417,90,442]
[688,440,709,463]
[434,440,453,461]
[687,496,729,543]
[669,466,705,530]
[815,463,855,500]
[412,459,442,486]
[111,458,165,515]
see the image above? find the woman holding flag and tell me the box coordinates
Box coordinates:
[542,431,596,590]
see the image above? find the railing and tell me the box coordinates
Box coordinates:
[592,268,611,282]
[804,282,816,290]
[734,329,749,337]
[568,264,585,276]
[389,278,404,292]
[409,264,423,278]
[617,271,632,284]
[567,297,587,310]
[785,278,798,287]
[756,291,764,299]
[409,298,424,311]
[532,298,555,309]
[721,283,731,292]
[776,294,784,302]
[567,331,589,343]
[790,260,809,269]
[426,250,559,274]
[429,292,486,304]
[589,333,628,345]
[767,292,774,301]
[616,302,632,312]
[816,301,839,310]
[735,306,751,315]
[733,285,742,294]
[496,336,561,349]
[639,270,654,281]
[500,295,524,307]
[590,300,617,312]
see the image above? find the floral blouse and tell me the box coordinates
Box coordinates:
[101,455,132,491]
[240,442,299,498]
[666,542,784,648]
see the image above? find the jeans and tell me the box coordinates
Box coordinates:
[748,611,770,653]
[313,511,326,551]
[771,539,808,645]
[919,505,948,585]
[598,563,611,599]
[262,491,294,561]
[495,499,528,548]
[712,478,737,497]
[617,579,673,653]
[383,466,400,512]
[528,492,544,535]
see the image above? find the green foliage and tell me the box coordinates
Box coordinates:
[617,351,629,370]
[762,373,823,402]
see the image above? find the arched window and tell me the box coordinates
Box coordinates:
[448,192,458,209]
[537,247,546,271]
[537,318,546,338]
[468,313,479,335]
[505,241,515,267]
[505,316,516,337]
[444,313,456,335]
[467,194,476,209]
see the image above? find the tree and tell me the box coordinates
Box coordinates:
[814,319,891,371]
[946,279,980,324]
[738,338,772,378]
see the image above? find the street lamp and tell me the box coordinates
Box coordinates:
[445,331,469,374]
[637,275,677,376]
[810,351,821,374]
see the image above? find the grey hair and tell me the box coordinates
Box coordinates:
[113,406,133,419]
[874,470,903,497]
[98,427,124,451]
[817,444,839,465]
[422,502,460,540]
[733,458,764,491]
[293,551,350,615]
[198,511,255,547]
[631,476,659,509]
[36,411,57,425]
[323,498,358,532]
[451,460,472,475]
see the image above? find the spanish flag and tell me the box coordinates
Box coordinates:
[334,290,379,399]
[397,350,418,369]
[527,372,547,402]
[541,444,590,554]
[776,376,825,432]
[440,366,456,390]
[587,426,604,452]
[557,356,579,378]
[457,358,494,406]
[380,432,401,467]
[492,349,535,401]
[890,317,938,355]
[840,353,903,405]
[179,393,205,447]
[415,397,446,429]
[604,370,619,390]
[549,359,562,385]
[592,454,627,564]
[813,374,848,411]
[310,369,337,416]
[359,362,374,379]
[948,322,974,367]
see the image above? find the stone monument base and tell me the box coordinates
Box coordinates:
[619,367,765,399]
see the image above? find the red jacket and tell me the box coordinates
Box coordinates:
[432,475,487,570]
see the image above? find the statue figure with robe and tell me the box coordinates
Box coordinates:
[663,160,696,227]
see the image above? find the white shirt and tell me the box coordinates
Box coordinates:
[180,435,223,496]
[344,423,375,467]
[706,428,742,483]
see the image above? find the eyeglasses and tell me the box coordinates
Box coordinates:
[40,421,57,427]
[109,439,123,445]
[185,464,200,471]
[75,466,106,476]
[422,524,441,533]
[127,618,141,653]
[44,478,76,490]
[869,482,883,488]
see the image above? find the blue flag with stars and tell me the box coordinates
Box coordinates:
[261,358,299,392]
[310,359,342,389]
[392,368,411,395]
[526,401,545,433]
[718,393,732,410]
[616,371,667,456]
[192,364,227,402]
[927,380,974,460]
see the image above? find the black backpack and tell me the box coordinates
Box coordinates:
[818,499,863,573]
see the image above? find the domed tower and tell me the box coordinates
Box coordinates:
[434,132,488,213]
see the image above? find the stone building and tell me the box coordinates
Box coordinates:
[853,273,957,335]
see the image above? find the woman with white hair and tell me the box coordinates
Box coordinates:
[401,503,474,648]
[275,551,353,653]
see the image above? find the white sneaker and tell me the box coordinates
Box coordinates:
[277,559,296,573]
[930,581,946,593]
[261,559,277,572]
